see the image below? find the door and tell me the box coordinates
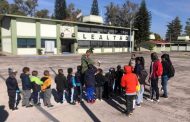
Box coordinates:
[61,39,74,53]
[45,41,55,53]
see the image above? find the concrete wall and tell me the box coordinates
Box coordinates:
[41,23,56,38]
[171,46,178,51]
[2,38,12,53]
[2,18,11,37]
[17,48,37,55]
[17,21,36,37]
[187,46,190,51]
[104,48,113,53]
[115,48,123,52]
[179,46,186,51]
[93,48,102,53]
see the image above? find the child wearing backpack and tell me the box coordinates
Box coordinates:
[20,67,33,107]
[134,57,148,107]
[121,66,139,117]
[30,71,43,105]
[149,53,163,102]
[55,69,68,103]
[85,64,97,103]
[67,68,76,105]
[41,70,53,107]
[161,54,175,98]
[75,65,83,103]
[6,69,21,110]
[95,68,105,101]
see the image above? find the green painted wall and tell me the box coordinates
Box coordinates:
[56,24,61,54]
[36,21,41,50]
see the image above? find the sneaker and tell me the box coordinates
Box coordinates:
[155,99,160,102]
[47,105,54,107]
[26,104,33,108]
[147,98,154,102]
[136,104,141,107]
[70,102,76,105]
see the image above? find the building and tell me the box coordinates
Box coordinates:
[140,40,172,52]
[0,14,135,55]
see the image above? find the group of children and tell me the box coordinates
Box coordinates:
[5,52,174,118]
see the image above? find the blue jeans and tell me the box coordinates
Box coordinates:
[136,85,144,104]
[86,87,95,101]
[161,75,169,96]
[70,88,75,103]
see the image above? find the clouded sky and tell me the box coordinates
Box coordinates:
[8,0,190,38]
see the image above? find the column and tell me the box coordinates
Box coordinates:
[56,24,61,54]
[11,18,17,55]
[36,21,41,50]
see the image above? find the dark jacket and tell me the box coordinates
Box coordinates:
[20,73,32,90]
[67,74,76,89]
[134,64,143,76]
[55,74,68,91]
[115,70,123,85]
[162,61,170,76]
[85,66,97,87]
[95,73,105,87]
[6,77,19,91]
[75,72,82,84]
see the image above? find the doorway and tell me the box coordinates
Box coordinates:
[61,39,75,53]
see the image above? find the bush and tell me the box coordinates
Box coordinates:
[140,42,155,51]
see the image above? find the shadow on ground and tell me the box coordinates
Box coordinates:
[0,106,9,122]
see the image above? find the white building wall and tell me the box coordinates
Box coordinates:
[41,24,56,38]
[115,48,123,52]
[2,38,12,53]
[17,21,36,37]
[179,46,186,51]
[187,46,190,51]
[17,48,37,55]
[104,48,112,53]
[2,18,11,37]
[78,49,88,54]
[93,48,102,53]
[171,46,178,51]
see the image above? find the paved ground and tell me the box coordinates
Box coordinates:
[0,52,190,122]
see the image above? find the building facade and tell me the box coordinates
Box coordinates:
[0,14,135,55]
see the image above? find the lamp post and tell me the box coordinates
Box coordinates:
[129,16,138,53]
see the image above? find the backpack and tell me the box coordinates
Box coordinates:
[139,69,148,84]
[168,63,175,78]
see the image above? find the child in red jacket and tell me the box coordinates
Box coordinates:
[121,65,139,117]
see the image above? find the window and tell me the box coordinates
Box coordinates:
[41,39,57,48]
[78,40,90,47]
[78,26,91,32]
[103,41,109,47]
[17,38,36,48]
[108,41,114,47]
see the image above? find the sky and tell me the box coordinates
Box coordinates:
[8,0,190,38]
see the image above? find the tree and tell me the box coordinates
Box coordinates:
[0,0,9,14]
[184,18,190,37]
[9,4,26,16]
[119,0,138,27]
[166,17,182,42]
[90,0,99,15]
[134,0,151,49]
[154,33,162,40]
[105,1,138,27]
[13,0,38,16]
[54,0,67,20]
[66,3,81,21]
[105,2,120,26]
[35,9,49,18]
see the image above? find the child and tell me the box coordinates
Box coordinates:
[129,53,136,71]
[75,65,83,103]
[55,69,68,103]
[20,67,33,107]
[67,68,76,105]
[108,68,116,97]
[115,65,123,95]
[149,52,163,102]
[30,71,43,105]
[134,57,148,107]
[85,64,97,103]
[121,66,139,117]
[6,69,21,110]
[41,70,53,107]
[95,68,105,101]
